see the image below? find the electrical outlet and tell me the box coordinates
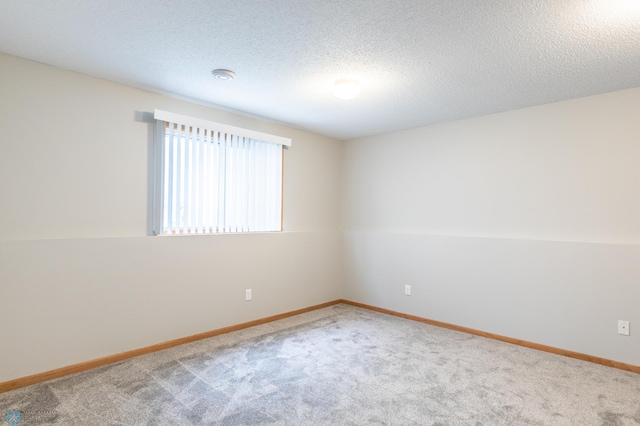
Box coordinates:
[618,320,630,336]
[404,285,411,296]
[245,289,252,301]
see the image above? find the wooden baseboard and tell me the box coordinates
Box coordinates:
[0,300,342,393]
[3,298,637,393]
[339,299,640,375]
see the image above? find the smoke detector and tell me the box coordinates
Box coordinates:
[211,69,236,81]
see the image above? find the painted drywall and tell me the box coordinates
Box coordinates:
[0,53,343,382]
[342,88,640,366]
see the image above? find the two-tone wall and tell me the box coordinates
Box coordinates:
[0,53,343,383]
[342,88,640,366]
[2,50,639,384]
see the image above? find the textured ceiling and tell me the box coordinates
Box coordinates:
[1,0,639,140]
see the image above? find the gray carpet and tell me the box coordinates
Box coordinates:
[1,304,639,425]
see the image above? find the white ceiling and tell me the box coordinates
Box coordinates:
[1,0,639,140]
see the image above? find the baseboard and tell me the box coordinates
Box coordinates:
[339,299,640,375]
[0,300,342,393]
[3,298,637,393]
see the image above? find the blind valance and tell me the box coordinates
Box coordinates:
[153,109,292,147]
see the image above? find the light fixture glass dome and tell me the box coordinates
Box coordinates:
[332,79,360,100]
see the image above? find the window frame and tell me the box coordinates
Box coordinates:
[151,110,291,236]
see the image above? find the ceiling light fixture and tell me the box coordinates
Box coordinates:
[211,69,236,81]
[332,79,360,100]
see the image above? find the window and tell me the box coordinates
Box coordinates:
[152,110,291,235]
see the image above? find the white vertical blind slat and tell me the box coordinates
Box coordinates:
[184,126,193,233]
[175,125,185,234]
[225,134,234,233]
[269,143,281,230]
[256,141,267,231]
[193,129,204,234]
[165,123,176,234]
[218,133,227,233]
[244,138,252,231]
[235,136,243,232]
[192,127,201,233]
[203,132,210,233]
[153,120,166,236]
[210,132,218,232]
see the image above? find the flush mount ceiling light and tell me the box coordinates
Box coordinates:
[211,69,236,81]
[332,78,360,100]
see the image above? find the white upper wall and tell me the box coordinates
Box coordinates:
[0,52,342,241]
[343,87,640,244]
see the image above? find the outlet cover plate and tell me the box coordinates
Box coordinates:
[618,320,630,336]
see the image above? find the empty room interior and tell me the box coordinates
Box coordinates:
[1,1,639,425]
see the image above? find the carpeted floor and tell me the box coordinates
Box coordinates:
[1,304,639,425]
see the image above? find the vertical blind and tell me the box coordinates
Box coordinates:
[152,110,289,235]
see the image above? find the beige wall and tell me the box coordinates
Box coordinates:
[0,53,343,382]
[342,88,640,366]
[2,50,639,383]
